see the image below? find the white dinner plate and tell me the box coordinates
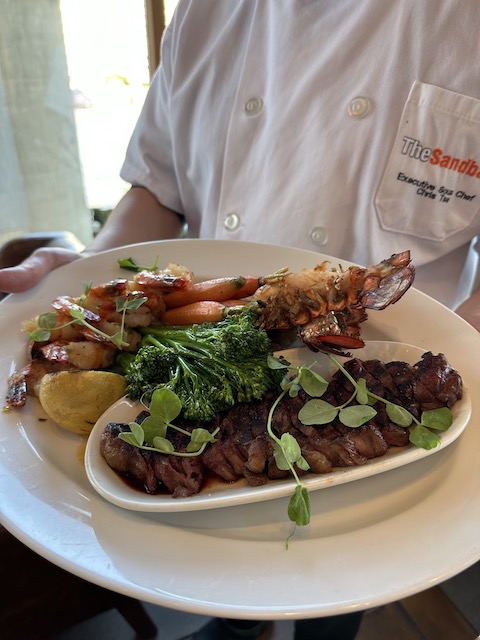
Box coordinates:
[1,239,480,620]
[85,342,471,513]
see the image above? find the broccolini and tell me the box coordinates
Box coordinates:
[118,307,284,422]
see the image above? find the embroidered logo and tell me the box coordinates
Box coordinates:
[402,136,480,179]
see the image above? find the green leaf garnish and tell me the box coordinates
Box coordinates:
[409,425,441,449]
[355,378,369,405]
[118,388,219,457]
[421,407,453,431]
[28,329,52,342]
[118,431,143,447]
[267,354,291,370]
[186,428,218,453]
[297,367,328,397]
[288,485,310,527]
[149,387,182,424]
[117,256,160,272]
[28,293,148,350]
[265,351,455,541]
[386,403,413,427]
[124,422,145,447]
[37,312,59,329]
[152,436,175,453]
[298,398,339,425]
[338,404,377,428]
[140,415,167,444]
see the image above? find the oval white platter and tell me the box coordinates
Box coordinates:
[2,239,480,619]
[85,341,471,513]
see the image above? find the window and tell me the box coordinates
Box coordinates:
[60,0,151,217]
[0,0,178,247]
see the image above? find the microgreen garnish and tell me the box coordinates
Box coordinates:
[319,355,453,449]
[118,388,219,456]
[265,352,454,540]
[117,256,160,272]
[78,281,92,306]
[113,296,148,348]
[28,295,148,349]
[266,355,328,532]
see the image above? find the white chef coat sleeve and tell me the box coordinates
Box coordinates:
[120,22,183,215]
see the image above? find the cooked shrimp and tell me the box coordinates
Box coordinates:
[7,359,74,407]
[132,265,193,317]
[65,341,116,369]
[132,263,194,291]
[79,280,156,326]
[81,320,142,352]
[53,288,155,329]
[36,340,116,370]
[22,312,85,342]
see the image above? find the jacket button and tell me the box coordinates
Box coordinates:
[310,226,328,246]
[245,97,264,116]
[348,96,372,119]
[224,212,241,231]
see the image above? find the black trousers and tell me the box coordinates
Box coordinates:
[220,611,364,639]
[195,611,363,640]
[294,612,364,639]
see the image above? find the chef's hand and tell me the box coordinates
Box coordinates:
[0,247,83,294]
[0,187,184,295]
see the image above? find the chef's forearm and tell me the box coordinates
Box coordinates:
[84,186,184,255]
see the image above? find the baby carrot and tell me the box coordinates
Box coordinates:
[222,299,248,307]
[228,275,262,300]
[160,300,241,325]
[163,275,260,309]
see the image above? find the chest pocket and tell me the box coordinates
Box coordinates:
[375,81,480,242]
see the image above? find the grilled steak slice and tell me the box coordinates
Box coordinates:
[100,418,205,497]
[100,351,463,497]
[100,423,158,493]
[412,352,463,409]
[328,352,462,413]
[150,454,204,498]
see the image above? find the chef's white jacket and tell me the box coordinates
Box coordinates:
[121,0,480,309]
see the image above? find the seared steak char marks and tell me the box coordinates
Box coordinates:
[412,352,463,409]
[100,352,463,497]
[330,353,462,411]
